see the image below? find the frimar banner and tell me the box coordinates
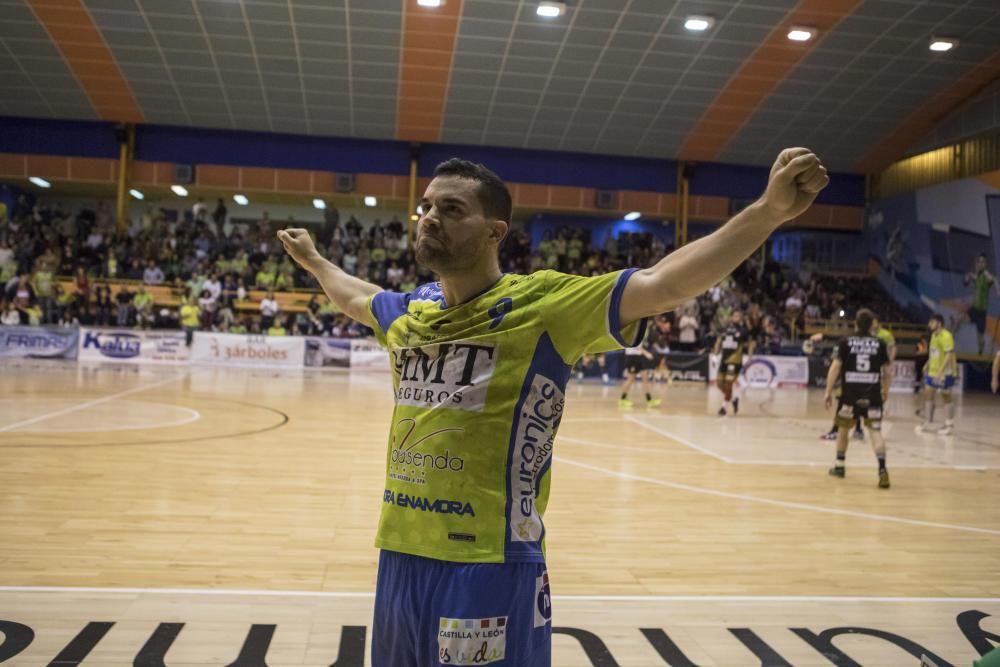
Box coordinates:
[739,355,810,388]
[0,325,78,359]
[78,328,189,365]
[191,332,305,368]
[304,337,352,368]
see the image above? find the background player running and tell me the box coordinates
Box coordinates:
[714,309,753,416]
[649,315,673,383]
[919,314,958,435]
[620,323,660,408]
[823,308,892,488]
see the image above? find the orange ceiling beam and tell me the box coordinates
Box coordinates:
[855,48,1000,174]
[27,0,143,123]
[397,0,463,143]
[678,0,862,162]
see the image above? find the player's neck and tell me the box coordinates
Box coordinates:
[437,263,503,308]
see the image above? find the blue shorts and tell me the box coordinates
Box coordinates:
[925,375,955,390]
[373,550,552,667]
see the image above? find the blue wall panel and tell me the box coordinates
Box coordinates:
[421,143,677,192]
[688,161,865,206]
[134,125,409,175]
[0,116,865,206]
[0,116,119,158]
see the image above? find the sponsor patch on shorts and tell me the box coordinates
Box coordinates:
[438,616,507,665]
[534,572,552,628]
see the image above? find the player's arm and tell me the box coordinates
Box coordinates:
[824,358,841,409]
[943,350,956,378]
[619,149,828,325]
[712,335,722,355]
[277,228,380,326]
[880,347,893,401]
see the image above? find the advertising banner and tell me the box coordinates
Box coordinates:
[0,325,78,359]
[739,355,809,388]
[664,352,709,383]
[349,338,390,370]
[889,360,916,394]
[190,332,305,368]
[304,337,351,368]
[78,328,189,365]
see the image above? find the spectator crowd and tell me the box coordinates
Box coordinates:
[1,195,910,353]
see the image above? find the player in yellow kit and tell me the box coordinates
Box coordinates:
[919,314,957,435]
[279,149,829,666]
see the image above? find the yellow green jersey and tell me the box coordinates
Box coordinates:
[876,327,895,355]
[368,269,646,564]
[928,328,955,377]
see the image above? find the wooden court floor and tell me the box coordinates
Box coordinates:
[1,359,998,666]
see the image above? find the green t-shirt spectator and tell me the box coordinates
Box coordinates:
[32,270,54,298]
[255,269,276,289]
[185,276,204,300]
[267,324,287,336]
[133,291,153,312]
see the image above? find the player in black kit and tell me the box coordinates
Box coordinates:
[713,309,753,416]
[823,308,893,488]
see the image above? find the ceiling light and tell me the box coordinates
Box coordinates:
[313,198,326,210]
[233,194,249,205]
[624,211,641,221]
[684,15,714,32]
[536,2,565,18]
[929,37,957,52]
[129,189,144,200]
[416,0,443,6]
[364,196,377,207]
[410,214,419,221]
[787,26,816,42]
[28,176,50,188]
[171,185,188,197]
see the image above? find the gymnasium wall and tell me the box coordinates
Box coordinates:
[865,168,1000,353]
[0,115,866,206]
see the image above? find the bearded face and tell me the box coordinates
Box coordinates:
[415,175,505,275]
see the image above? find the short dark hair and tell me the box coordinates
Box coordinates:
[855,308,875,334]
[432,158,513,223]
[930,313,945,325]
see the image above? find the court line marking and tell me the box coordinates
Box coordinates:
[559,435,701,455]
[555,456,1000,536]
[623,414,734,462]
[623,414,999,471]
[0,587,997,603]
[0,402,202,433]
[0,373,188,433]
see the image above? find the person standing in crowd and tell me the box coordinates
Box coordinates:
[180,297,201,346]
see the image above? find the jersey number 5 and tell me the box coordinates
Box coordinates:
[857,353,870,371]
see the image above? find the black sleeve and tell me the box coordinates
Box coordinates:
[877,340,889,369]
[833,338,848,361]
